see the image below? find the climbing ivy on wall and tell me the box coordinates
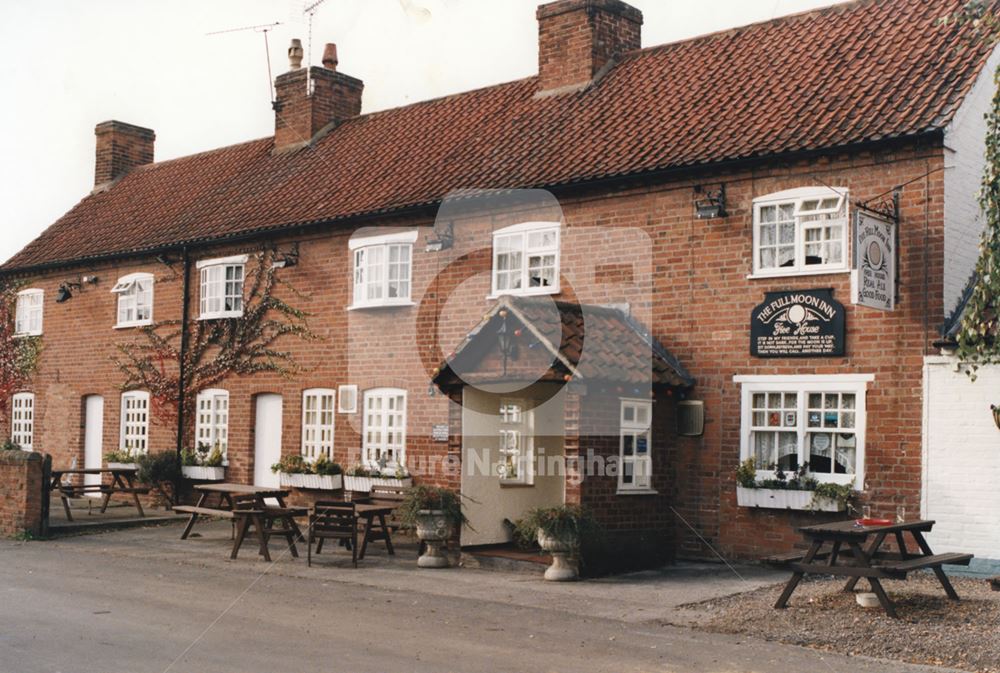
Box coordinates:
[946,3,1000,377]
[0,283,42,418]
[115,250,316,428]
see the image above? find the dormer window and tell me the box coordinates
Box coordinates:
[752,188,849,277]
[197,255,247,320]
[349,231,417,309]
[491,222,560,296]
[15,289,43,337]
[112,273,154,328]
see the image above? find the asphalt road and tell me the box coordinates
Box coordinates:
[0,531,960,673]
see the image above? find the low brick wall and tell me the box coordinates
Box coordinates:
[0,450,47,538]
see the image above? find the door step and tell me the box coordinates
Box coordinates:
[460,546,549,575]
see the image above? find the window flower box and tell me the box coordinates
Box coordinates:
[107,462,139,471]
[181,465,226,481]
[343,475,412,493]
[736,486,842,512]
[279,472,343,491]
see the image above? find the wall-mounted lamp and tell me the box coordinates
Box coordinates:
[695,184,727,219]
[992,404,1000,431]
[425,222,454,253]
[55,276,98,303]
[155,253,175,266]
[272,243,300,269]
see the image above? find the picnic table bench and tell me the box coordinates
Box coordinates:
[175,484,307,562]
[50,467,149,521]
[772,519,973,618]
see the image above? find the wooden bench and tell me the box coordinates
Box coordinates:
[884,552,974,573]
[173,505,238,519]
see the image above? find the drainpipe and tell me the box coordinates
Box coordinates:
[173,247,192,506]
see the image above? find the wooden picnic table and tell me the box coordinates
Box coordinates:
[50,467,148,521]
[174,483,305,562]
[354,501,399,560]
[772,519,973,618]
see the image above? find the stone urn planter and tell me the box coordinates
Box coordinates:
[181,465,225,481]
[538,530,579,581]
[415,509,452,568]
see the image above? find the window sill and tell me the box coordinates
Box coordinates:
[486,288,559,300]
[747,267,850,280]
[14,332,42,338]
[198,312,244,321]
[616,487,658,496]
[114,321,154,330]
[347,301,415,311]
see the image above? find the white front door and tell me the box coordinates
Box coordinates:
[254,394,283,488]
[83,396,104,497]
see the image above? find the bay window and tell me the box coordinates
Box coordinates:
[112,273,154,327]
[491,222,560,296]
[197,255,247,319]
[349,231,417,308]
[15,289,43,337]
[735,374,872,486]
[752,187,849,277]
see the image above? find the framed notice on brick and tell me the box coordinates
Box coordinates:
[854,210,896,311]
[750,289,845,358]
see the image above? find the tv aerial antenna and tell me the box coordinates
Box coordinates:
[206,21,283,104]
[303,0,331,69]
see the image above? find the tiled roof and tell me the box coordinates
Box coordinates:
[5,0,996,270]
[435,296,695,387]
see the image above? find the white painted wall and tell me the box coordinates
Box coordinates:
[461,384,566,547]
[942,46,1000,316]
[922,356,1000,561]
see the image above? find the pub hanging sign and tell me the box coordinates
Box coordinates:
[750,289,845,358]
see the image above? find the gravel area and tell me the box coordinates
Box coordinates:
[684,574,1000,673]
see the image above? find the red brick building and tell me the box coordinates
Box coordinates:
[2,0,997,561]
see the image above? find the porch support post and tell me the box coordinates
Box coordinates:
[563,386,583,506]
[446,389,463,491]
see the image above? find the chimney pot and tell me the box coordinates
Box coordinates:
[322,43,338,71]
[288,38,304,70]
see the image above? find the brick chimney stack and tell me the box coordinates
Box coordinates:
[94,121,155,188]
[536,0,642,94]
[273,40,364,153]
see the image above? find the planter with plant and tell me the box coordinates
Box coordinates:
[514,505,601,581]
[271,454,343,490]
[734,458,856,512]
[105,448,139,471]
[1,440,21,451]
[398,486,468,568]
[343,463,412,493]
[136,449,180,505]
[180,443,226,480]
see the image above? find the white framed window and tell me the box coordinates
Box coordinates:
[498,399,534,485]
[15,289,43,336]
[337,384,358,414]
[10,392,35,451]
[619,399,653,493]
[349,231,417,308]
[111,273,154,328]
[120,391,150,456]
[735,374,872,487]
[752,187,849,277]
[195,389,229,461]
[491,222,560,296]
[362,388,407,468]
[302,388,335,461]
[197,255,247,319]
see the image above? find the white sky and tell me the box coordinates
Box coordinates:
[0,0,849,264]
